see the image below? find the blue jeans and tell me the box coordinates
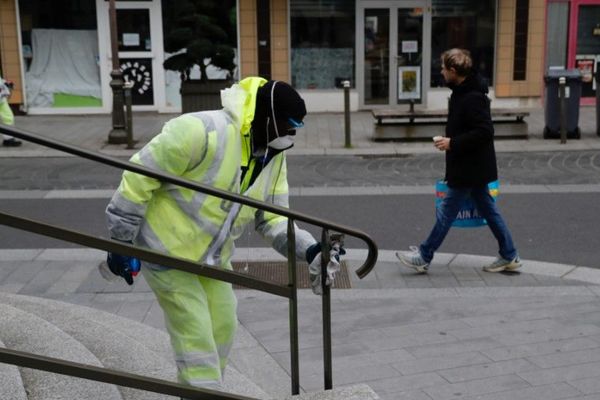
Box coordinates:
[419,184,517,263]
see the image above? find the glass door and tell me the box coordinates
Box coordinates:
[568,0,600,105]
[97,0,165,111]
[357,1,430,108]
[396,9,423,104]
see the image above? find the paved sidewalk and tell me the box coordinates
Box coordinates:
[1,106,600,158]
[3,106,600,398]
[2,248,600,399]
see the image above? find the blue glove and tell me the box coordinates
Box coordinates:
[100,241,141,285]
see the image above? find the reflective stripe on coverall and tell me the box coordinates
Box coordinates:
[106,77,316,388]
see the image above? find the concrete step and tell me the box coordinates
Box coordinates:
[0,302,123,400]
[0,292,379,400]
[0,337,28,400]
[0,292,269,399]
[286,384,380,400]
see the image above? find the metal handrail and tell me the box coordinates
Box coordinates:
[0,124,378,398]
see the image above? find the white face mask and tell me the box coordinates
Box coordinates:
[268,135,295,150]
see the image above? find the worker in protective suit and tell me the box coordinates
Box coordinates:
[103,77,343,392]
[0,76,21,147]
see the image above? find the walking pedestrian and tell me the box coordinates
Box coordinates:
[396,48,520,274]
[102,77,343,392]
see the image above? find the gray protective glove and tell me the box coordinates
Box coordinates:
[305,240,345,295]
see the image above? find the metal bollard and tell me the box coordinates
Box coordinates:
[559,76,567,144]
[343,80,351,148]
[124,81,134,149]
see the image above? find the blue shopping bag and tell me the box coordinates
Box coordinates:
[435,180,499,228]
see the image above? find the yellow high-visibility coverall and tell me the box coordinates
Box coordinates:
[0,76,14,127]
[0,99,13,126]
[106,77,316,389]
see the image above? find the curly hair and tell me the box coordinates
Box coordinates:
[441,48,473,77]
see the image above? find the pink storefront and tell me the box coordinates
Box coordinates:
[548,0,600,104]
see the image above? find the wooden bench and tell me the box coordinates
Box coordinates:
[372,108,530,125]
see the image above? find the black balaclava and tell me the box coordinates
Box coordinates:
[250,80,307,155]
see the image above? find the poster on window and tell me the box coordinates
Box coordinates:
[576,56,595,97]
[120,58,154,105]
[398,66,420,100]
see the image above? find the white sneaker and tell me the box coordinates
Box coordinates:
[483,256,522,273]
[395,246,429,273]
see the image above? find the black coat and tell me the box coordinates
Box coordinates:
[445,74,498,187]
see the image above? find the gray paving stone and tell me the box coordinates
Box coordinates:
[527,347,600,369]
[376,389,436,400]
[565,266,600,285]
[0,260,22,281]
[520,259,575,277]
[367,372,447,396]
[457,382,580,400]
[18,260,71,295]
[116,298,155,323]
[423,374,530,400]
[447,318,561,341]
[481,337,600,362]
[0,260,48,293]
[563,395,600,400]
[516,360,600,386]
[405,337,505,359]
[0,248,42,260]
[500,324,600,347]
[437,358,537,383]
[36,248,104,261]
[45,263,98,294]
[75,267,111,293]
[300,362,401,392]
[391,351,491,375]
[569,376,600,395]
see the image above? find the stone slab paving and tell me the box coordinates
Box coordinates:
[3,107,600,398]
[2,248,600,399]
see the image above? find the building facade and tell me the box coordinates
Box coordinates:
[0,0,581,116]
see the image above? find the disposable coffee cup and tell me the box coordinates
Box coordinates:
[433,136,443,142]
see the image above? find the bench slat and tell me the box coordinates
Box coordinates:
[372,108,529,124]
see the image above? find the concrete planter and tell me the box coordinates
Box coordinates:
[180,79,232,113]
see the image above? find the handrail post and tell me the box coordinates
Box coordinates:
[321,229,333,390]
[287,219,300,395]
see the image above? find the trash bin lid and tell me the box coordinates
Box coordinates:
[544,68,582,82]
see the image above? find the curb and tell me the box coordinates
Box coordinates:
[1,248,598,286]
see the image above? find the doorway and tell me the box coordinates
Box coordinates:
[96,0,165,111]
[357,1,431,108]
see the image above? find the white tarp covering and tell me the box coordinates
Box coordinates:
[26,29,101,107]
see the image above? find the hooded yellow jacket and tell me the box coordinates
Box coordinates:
[106,77,315,268]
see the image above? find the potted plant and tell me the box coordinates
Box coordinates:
[163,0,236,112]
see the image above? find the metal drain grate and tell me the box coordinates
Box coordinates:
[232,261,352,289]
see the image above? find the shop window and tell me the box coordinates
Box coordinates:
[575,4,600,98]
[430,0,496,87]
[19,0,101,108]
[546,2,569,70]
[513,0,529,81]
[290,0,355,89]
